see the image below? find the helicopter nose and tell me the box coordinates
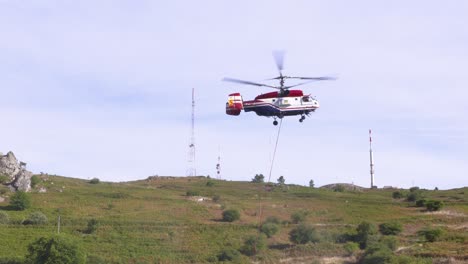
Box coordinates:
[313,100,320,108]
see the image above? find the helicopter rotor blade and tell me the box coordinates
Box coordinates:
[286,76,337,81]
[222,77,279,89]
[272,50,285,73]
[283,81,316,89]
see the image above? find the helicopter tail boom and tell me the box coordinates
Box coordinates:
[226,93,243,116]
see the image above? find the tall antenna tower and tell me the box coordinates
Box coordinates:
[216,146,221,179]
[187,88,196,176]
[369,129,375,188]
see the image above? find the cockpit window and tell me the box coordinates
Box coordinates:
[302,96,310,102]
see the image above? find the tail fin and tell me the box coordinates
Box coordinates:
[226,93,243,116]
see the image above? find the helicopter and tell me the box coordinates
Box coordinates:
[224,51,336,125]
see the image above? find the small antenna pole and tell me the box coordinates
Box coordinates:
[216,146,221,179]
[369,129,375,188]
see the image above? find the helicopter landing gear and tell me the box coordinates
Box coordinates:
[299,115,306,123]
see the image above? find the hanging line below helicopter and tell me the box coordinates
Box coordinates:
[256,118,283,240]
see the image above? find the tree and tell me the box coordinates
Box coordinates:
[26,235,86,264]
[379,222,402,236]
[30,175,41,188]
[240,235,266,256]
[289,224,320,244]
[392,191,403,199]
[309,179,315,188]
[261,222,279,238]
[426,200,444,212]
[277,176,285,185]
[418,227,443,242]
[10,191,31,211]
[89,178,100,184]
[291,210,308,224]
[222,209,240,222]
[251,174,264,183]
[85,219,99,234]
[355,221,377,249]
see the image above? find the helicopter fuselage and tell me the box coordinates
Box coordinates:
[226,90,319,124]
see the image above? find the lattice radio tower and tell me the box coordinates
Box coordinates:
[187,88,196,176]
[216,146,221,179]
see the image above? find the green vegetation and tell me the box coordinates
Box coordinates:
[9,191,31,211]
[0,211,9,224]
[289,224,320,244]
[89,178,100,184]
[291,210,308,224]
[26,235,85,264]
[260,222,279,238]
[277,176,285,185]
[0,175,465,262]
[23,211,48,225]
[425,200,444,211]
[251,174,264,183]
[378,222,402,236]
[222,209,240,222]
[30,176,41,189]
[0,174,10,184]
[240,234,266,256]
[418,227,443,242]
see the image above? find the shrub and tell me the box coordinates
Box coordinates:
[333,185,345,192]
[0,211,9,224]
[212,195,221,202]
[26,235,86,264]
[379,222,402,236]
[217,248,241,262]
[240,235,266,256]
[343,241,359,256]
[418,227,443,242]
[85,218,99,234]
[24,211,48,225]
[251,174,264,183]
[309,179,314,188]
[289,224,320,244]
[186,190,200,196]
[277,176,285,185]
[425,200,444,211]
[0,257,23,264]
[0,174,10,184]
[355,221,377,249]
[392,191,403,199]
[291,210,308,224]
[261,222,279,238]
[10,191,31,211]
[415,199,427,207]
[380,236,398,251]
[222,209,240,222]
[30,175,41,188]
[89,178,100,184]
[265,216,281,225]
[406,191,422,202]
[409,186,420,192]
[206,181,215,187]
[361,246,395,264]
[0,185,9,195]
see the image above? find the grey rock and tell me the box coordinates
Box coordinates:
[0,151,33,192]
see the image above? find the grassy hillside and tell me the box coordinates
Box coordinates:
[0,175,466,263]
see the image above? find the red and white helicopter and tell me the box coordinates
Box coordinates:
[224,52,335,125]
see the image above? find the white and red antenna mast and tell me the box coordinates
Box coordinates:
[187,88,196,176]
[369,129,375,188]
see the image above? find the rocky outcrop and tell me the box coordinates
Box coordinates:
[0,151,32,192]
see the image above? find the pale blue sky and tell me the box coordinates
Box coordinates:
[1,1,467,189]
